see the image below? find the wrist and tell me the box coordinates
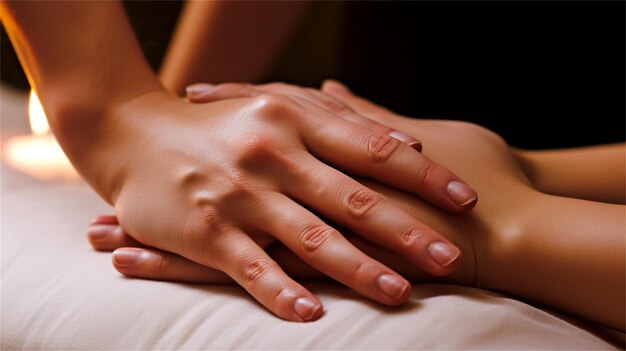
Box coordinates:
[51,87,172,204]
[472,188,546,291]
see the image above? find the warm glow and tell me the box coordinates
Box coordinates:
[2,90,79,181]
[28,90,50,136]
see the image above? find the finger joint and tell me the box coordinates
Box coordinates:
[241,258,274,285]
[299,224,335,256]
[367,134,401,162]
[346,188,383,220]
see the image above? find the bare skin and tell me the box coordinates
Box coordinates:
[90,82,625,331]
[1,1,478,322]
[160,1,310,95]
[514,144,625,204]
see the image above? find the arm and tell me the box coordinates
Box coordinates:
[485,193,625,331]
[1,1,161,199]
[512,144,626,204]
[160,0,310,95]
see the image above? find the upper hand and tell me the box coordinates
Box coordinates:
[94,86,476,322]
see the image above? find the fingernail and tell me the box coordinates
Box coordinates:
[89,217,103,225]
[113,249,143,267]
[387,131,422,152]
[294,297,321,321]
[428,242,460,267]
[88,225,114,241]
[185,83,215,97]
[447,180,478,207]
[377,274,408,299]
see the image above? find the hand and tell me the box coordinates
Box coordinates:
[98,89,476,322]
[185,81,426,152]
[183,80,478,210]
[87,81,526,290]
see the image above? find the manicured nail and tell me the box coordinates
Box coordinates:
[377,274,408,299]
[113,249,143,267]
[88,225,114,241]
[447,180,478,207]
[185,83,215,97]
[388,131,422,152]
[294,297,320,321]
[428,242,460,267]
[89,216,116,225]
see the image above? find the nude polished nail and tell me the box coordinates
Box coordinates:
[388,131,423,152]
[447,180,478,207]
[185,83,215,97]
[294,297,320,321]
[377,274,408,299]
[88,225,113,241]
[112,249,143,266]
[428,242,460,267]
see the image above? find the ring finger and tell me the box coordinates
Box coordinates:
[242,192,412,306]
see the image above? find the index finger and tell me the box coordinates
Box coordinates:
[292,96,478,213]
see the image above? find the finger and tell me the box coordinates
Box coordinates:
[186,82,261,103]
[321,79,396,120]
[212,230,323,322]
[89,214,118,225]
[88,224,144,251]
[187,82,422,151]
[282,152,461,276]
[291,96,478,212]
[305,88,422,151]
[259,82,422,151]
[242,192,412,306]
[112,247,233,284]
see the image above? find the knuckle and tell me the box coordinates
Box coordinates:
[400,226,425,248]
[418,162,445,186]
[350,261,376,287]
[235,133,297,177]
[241,258,274,284]
[299,224,336,255]
[367,134,401,162]
[345,188,383,219]
[238,134,278,161]
[251,93,297,123]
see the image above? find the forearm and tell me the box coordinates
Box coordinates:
[486,193,625,331]
[159,0,309,95]
[1,1,163,199]
[513,144,626,204]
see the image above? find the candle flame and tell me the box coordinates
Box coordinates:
[29,90,50,136]
[1,89,79,180]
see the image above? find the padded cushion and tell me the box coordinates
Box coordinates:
[1,86,621,349]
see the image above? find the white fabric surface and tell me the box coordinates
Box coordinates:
[1,86,623,350]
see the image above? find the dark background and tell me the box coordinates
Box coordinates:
[2,1,623,149]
